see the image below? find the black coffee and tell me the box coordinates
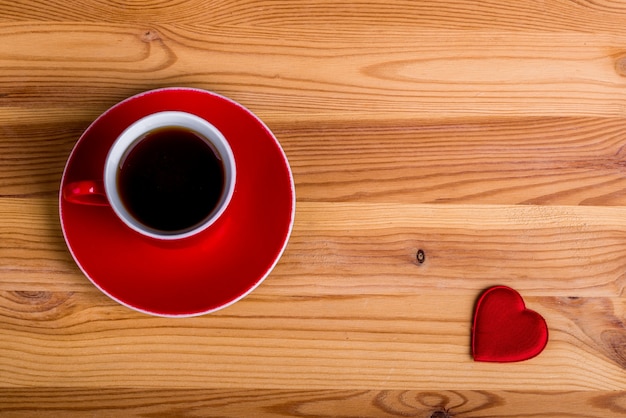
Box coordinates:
[118,127,225,232]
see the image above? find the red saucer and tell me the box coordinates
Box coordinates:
[60,88,295,316]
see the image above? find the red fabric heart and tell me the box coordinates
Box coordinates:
[472,286,548,362]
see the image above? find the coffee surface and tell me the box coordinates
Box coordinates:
[118,127,224,232]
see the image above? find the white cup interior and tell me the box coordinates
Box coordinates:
[104,111,236,240]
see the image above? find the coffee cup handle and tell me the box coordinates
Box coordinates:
[62,180,108,206]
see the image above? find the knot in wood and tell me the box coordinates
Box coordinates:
[14,290,51,303]
[615,55,626,77]
[141,29,161,43]
[10,291,73,315]
[430,409,453,418]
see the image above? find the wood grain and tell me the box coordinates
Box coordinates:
[3,198,626,297]
[0,389,625,417]
[0,290,624,390]
[6,117,626,205]
[2,0,626,35]
[6,116,626,204]
[0,23,626,124]
[1,0,626,415]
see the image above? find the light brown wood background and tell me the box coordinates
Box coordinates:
[1,1,625,416]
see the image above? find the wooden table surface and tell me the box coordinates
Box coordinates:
[1,1,626,416]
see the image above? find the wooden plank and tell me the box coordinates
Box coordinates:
[0,24,625,123]
[2,198,626,296]
[282,117,626,206]
[0,291,624,390]
[0,389,624,417]
[4,117,626,204]
[284,202,626,297]
[2,0,626,36]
